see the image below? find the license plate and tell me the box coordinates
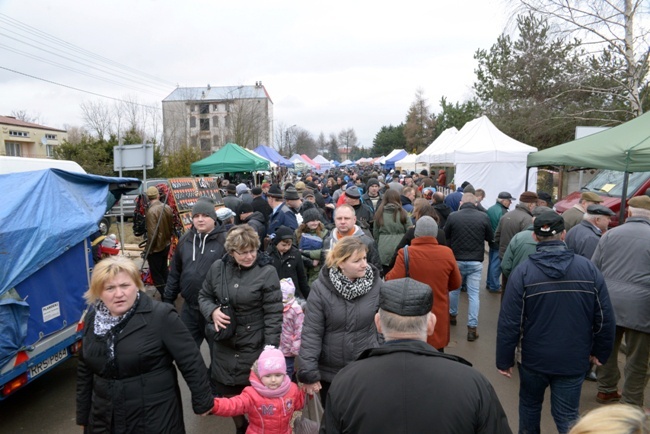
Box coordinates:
[29,348,68,379]
[122,199,134,205]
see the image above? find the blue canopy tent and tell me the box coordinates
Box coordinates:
[383,149,408,170]
[253,145,294,168]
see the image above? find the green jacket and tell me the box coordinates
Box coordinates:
[373,203,412,266]
[501,227,537,278]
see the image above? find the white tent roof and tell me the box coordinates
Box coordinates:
[394,153,427,172]
[416,127,459,164]
[435,116,537,164]
[379,149,406,164]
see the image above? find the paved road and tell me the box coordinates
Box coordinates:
[1,264,648,433]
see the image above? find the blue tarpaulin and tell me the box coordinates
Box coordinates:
[383,150,408,170]
[253,145,294,168]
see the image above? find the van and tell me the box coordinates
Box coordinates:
[555,169,650,226]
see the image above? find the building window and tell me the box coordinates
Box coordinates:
[190,116,196,128]
[5,142,22,156]
[212,116,219,128]
[200,119,210,131]
[46,144,55,157]
[200,139,211,151]
[213,104,219,111]
[45,134,57,140]
[200,103,209,114]
[9,130,28,137]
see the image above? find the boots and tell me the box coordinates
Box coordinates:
[467,327,479,342]
[450,314,457,326]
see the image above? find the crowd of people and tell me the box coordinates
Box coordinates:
[76,167,649,434]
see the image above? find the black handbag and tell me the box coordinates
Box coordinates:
[205,261,237,341]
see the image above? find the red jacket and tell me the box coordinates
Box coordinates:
[386,236,461,349]
[213,372,305,434]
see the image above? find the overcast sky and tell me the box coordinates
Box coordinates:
[0,0,509,149]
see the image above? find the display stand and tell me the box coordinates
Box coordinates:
[168,177,224,231]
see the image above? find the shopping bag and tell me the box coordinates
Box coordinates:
[293,393,323,434]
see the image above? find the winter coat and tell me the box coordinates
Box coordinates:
[592,217,650,333]
[444,190,462,212]
[373,203,412,266]
[494,204,533,258]
[561,204,586,232]
[295,226,329,285]
[386,225,447,271]
[269,203,299,235]
[500,227,536,278]
[497,241,616,376]
[267,244,310,299]
[352,202,375,230]
[399,195,414,214]
[76,294,213,433]
[198,254,283,387]
[444,203,494,262]
[324,340,512,434]
[280,301,304,357]
[223,194,243,213]
[433,202,451,229]
[163,224,227,307]
[242,211,268,244]
[360,192,382,214]
[212,371,304,434]
[297,264,382,384]
[386,237,461,349]
[564,220,602,259]
[321,226,382,273]
[251,196,273,224]
[486,201,509,249]
[145,200,173,253]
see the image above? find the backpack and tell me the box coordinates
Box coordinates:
[132,193,150,237]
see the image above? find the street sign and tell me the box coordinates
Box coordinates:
[113,143,154,171]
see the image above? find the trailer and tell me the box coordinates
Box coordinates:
[0,168,139,399]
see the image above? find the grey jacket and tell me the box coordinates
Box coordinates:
[495,204,533,258]
[592,217,650,333]
[297,264,382,384]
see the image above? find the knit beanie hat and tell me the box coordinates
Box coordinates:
[257,346,286,377]
[216,207,236,221]
[302,208,321,224]
[280,278,296,304]
[273,226,294,245]
[414,216,438,238]
[192,196,217,221]
[236,183,249,195]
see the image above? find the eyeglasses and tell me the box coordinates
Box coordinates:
[233,250,257,258]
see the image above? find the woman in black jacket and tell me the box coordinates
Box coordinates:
[199,224,283,433]
[76,256,212,434]
[267,225,310,299]
[297,236,382,408]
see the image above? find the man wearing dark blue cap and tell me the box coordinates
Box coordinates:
[497,211,615,434]
[565,204,615,259]
[324,278,512,434]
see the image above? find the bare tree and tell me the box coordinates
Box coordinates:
[227,97,269,149]
[316,132,327,155]
[295,128,317,156]
[10,109,42,124]
[513,0,649,117]
[62,124,89,145]
[338,128,359,158]
[81,100,114,140]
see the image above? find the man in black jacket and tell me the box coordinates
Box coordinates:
[444,193,494,341]
[163,197,227,347]
[324,278,511,434]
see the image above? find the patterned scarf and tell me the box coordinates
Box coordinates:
[93,292,141,377]
[329,265,374,300]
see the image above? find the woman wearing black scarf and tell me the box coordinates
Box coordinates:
[76,257,212,433]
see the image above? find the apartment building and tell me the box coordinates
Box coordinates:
[162,82,273,156]
[1,116,67,159]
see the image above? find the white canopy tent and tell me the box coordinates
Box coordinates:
[422,116,538,206]
[416,127,459,165]
[394,154,428,173]
[312,155,332,173]
[378,149,406,165]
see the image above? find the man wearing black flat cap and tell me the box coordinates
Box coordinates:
[565,204,614,259]
[344,185,374,231]
[324,278,511,434]
[497,211,615,434]
[222,183,242,214]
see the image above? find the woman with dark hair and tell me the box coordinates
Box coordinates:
[199,225,283,433]
[373,189,412,276]
[295,208,329,285]
[76,257,212,433]
[297,237,382,407]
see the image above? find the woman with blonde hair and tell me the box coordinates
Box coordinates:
[569,404,649,434]
[199,224,283,433]
[76,256,212,433]
[297,236,382,407]
[373,189,412,275]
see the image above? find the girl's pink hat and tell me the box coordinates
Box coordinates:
[257,346,286,377]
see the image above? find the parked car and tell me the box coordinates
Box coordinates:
[108,178,169,220]
[555,169,650,226]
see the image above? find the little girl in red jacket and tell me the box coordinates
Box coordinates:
[212,346,305,434]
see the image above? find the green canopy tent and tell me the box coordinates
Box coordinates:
[190,142,270,175]
[526,111,650,221]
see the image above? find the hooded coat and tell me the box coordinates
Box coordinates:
[267,244,310,299]
[497,241,615,376]
[76,294,213,433]
[198,254,283,386]
[163,224,227,307]
[373,203,412,266]
[242,211,268,244]
[297,264,382,384]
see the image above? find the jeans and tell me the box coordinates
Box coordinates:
[597,326,650,406]
[518,364,584,434]
[449,261,482,328]
[486,247,501,290]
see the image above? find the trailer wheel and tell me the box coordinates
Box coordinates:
[99,217,111,235]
